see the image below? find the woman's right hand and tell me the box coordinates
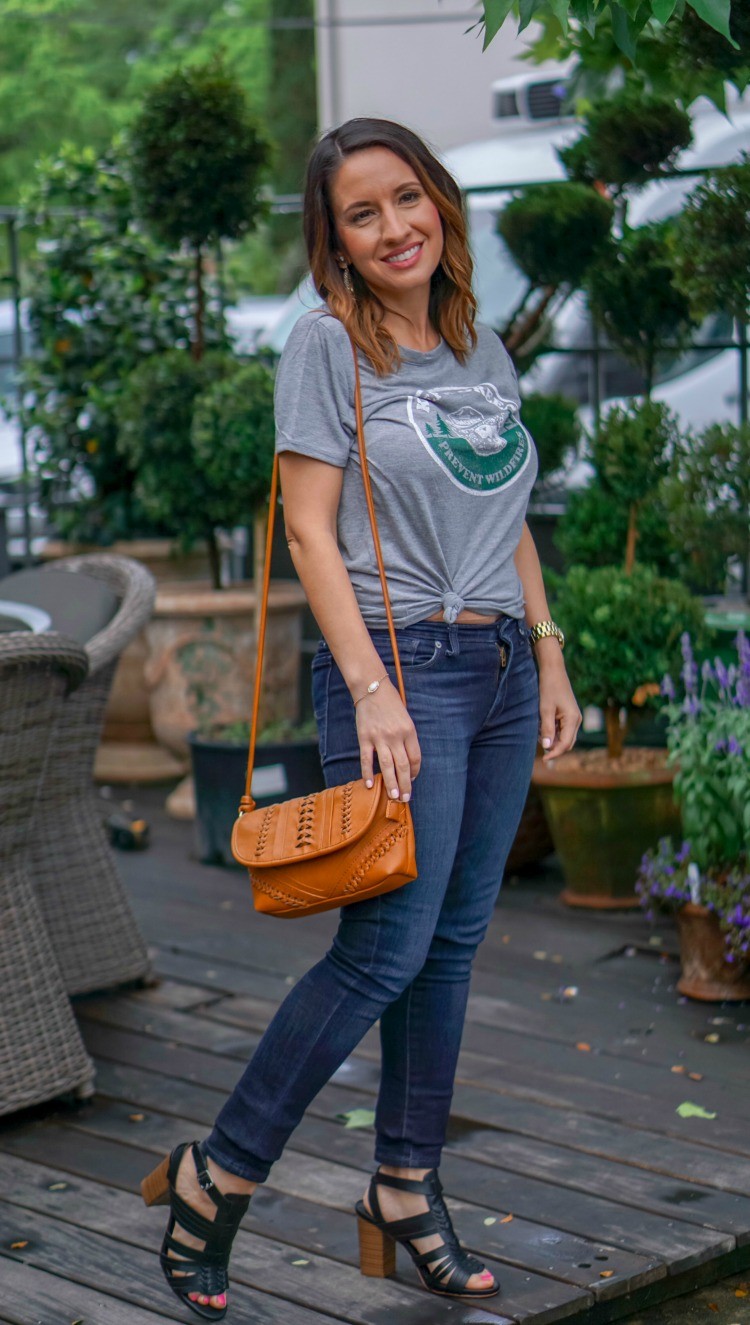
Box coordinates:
[355,678,421,801]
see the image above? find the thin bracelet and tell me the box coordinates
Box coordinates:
[353,675,388,706]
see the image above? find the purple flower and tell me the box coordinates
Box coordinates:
[681,632,699,695]
[714,737,727,753]
[737,632,750,708]
[727,735,744,756]
[714,658,730,690]
[676,840,692,864]
[701,659,715,684]
[661,673,676,701]
[682,695,702,717]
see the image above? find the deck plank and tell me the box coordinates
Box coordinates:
[0,1149,522,1325]
[0,1257,174,1325]
[78,991,750,1158]
[3,785,749,1324]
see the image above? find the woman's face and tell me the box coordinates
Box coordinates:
[330,146,444,305]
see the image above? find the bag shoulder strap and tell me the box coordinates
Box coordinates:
[241,334,406,809]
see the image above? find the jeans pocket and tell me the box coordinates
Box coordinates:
[404,636,444,672]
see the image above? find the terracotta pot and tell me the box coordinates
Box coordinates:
[676,903,750,1002]
[532,747,681,908]
[144,580,307,763]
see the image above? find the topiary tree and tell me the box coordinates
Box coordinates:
[591,400,677,572]
[117,352,276,591]
[554,483,676,579]
[192,361,277,612]
[661,422,750,596]
[129,59,270,359]
[552,400,707,756]
[117,350,231,587]
[673,157,750,328]
[498,92,691,365]
[672,159,750,591]
[497,182,613,356]
[558,90,693,206]
[519,391,580,480]
[585,221,697,397]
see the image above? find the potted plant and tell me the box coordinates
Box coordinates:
[533,401,706,907]
[189,716,324,867]
[636,632,750,1000]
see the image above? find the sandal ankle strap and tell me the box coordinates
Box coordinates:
[372,1168,438,1196]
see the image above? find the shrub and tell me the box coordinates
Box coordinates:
[552,563,705,756]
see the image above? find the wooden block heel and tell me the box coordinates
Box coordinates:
[141,1155,170,1207]
[357,1213,396,1278]
[355,1170,499,1300]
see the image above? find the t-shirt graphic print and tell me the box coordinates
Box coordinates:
[406,382,532,495]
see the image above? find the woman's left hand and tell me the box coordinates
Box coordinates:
[536,647,582,761]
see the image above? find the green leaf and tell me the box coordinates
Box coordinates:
[676,1101,717,1119]
[610,4,641,60]
[687,0,738,46]
[482,0,516,48]
[546,0,571,32]
[518,0,542,32]
[570,0,599,36]
[337,1108,376,1130]
[651,0,678,20]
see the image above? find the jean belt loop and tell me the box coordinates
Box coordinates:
[446,623,460,657]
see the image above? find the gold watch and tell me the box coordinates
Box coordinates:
[529,619,565,651]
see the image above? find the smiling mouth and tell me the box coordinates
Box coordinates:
[383,243,422,265]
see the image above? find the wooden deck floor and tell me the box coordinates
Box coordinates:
[1,785,749,1325]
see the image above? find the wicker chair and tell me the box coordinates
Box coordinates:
[25,554,157,995]
[0,633,96,1116]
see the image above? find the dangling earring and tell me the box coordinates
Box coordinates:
[342,265,355,296]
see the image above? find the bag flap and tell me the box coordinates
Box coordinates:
[232,776,388,868]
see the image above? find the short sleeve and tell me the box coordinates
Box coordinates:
[274,312,355,468]
[478,323,520,402]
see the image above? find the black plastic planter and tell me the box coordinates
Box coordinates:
[188,733,325,866]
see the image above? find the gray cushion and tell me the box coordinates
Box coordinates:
[0,568,119,645]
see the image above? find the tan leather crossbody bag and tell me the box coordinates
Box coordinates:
[231,338,417,917]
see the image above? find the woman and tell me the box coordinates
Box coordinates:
[142,117,581,1320]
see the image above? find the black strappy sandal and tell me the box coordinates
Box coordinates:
[141,1140,251,1321]
[355,1168,499,1299]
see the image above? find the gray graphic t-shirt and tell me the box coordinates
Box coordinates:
[275,310,538,628]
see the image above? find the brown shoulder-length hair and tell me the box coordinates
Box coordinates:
[303,118,477,376]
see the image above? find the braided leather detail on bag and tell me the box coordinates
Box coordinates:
[342,822,409,894]
[295,795,316,851]
[340,783,353,839]
[250,872,306,909]
[254,807,276,860]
